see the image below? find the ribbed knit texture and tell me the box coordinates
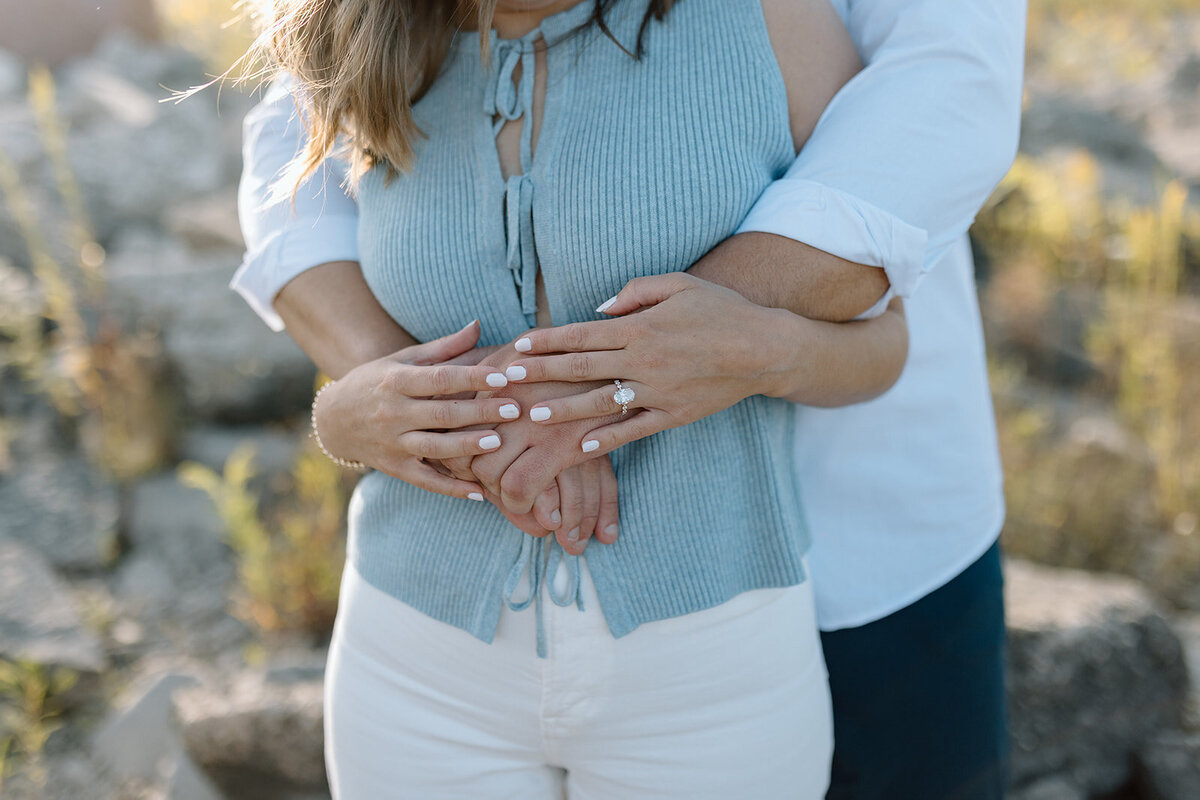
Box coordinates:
[353,0,807,651]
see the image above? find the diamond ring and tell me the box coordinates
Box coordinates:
[612,380,635,415]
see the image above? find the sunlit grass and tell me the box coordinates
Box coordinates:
[0,659,79,790]
[155,0,256,76]
[976,151,1200,604]
[177,415,352,638]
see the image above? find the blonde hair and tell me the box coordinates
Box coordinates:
[230,0,677,200]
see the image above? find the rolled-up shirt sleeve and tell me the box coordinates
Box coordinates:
[735,0,1027,304]
[230,74,360,332]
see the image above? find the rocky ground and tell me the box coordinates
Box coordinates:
[1,10,1199,800]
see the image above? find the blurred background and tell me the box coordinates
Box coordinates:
[0,1,1196,798]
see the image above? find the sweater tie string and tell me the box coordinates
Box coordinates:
[501,535,584,658]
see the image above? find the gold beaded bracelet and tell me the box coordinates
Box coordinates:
[310,380,369,471]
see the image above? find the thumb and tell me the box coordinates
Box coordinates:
[594,273,696,316]
[402,319,482,365]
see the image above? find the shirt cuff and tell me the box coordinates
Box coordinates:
[734,179,930,298]
[229,213,360,332]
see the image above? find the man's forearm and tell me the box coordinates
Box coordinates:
[273,260,416,378]
[688,232,891,322]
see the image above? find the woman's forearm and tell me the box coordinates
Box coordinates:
[273,260,417,378]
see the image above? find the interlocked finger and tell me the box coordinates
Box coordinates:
[527,381,647,424]
[397,429,504,461]
[390,459,484,501]
[413,398,521,430]
[533,481,562,532]
[507,351,624,383]
[554,467,590,556]
[397,363,511,397]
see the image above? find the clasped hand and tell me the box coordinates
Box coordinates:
[314,273,785,557]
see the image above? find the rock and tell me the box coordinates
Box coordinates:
[113,552,178,611]
[173,669,328,800]
[0,536,106,672]
[102,229,317,422]
[65,89,228,243]
[1005,559,1190,797]
[166,750,226,800]
[0,0,159,65]
[124,471,229,579]
[1008,775,1087,800]
[179,424,302,477]
[1020,96,1166,206]
[92,670,201,781]
[165,189,245,251]
[0,428,120,570]
[0,47,24,98]
[1137,731,1200,800]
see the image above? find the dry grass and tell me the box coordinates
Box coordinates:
[976,152,1200,605]
[177,409,353,639]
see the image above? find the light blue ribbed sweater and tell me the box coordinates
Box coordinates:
[353,0,807,656]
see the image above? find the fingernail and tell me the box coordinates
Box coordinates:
[514,337,532,352]
[461,319,480,332]
[530,406,551,422]
[486,372,508,388]
[582,439,600,453]
[566,527,580,542]
[551,509,561,525]
[499,403,520,419]
[605,524,619,539]
[595,295,618,313]
[478,434,501,450]
[505,365,527,381]
[468,492,484,501]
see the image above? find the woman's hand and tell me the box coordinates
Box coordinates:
[313,320,524,499]
[504,273,793,455]
[432,341,622,553]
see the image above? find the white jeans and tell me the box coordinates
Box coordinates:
[324,556,833,799]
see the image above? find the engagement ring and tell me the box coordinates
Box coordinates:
[613,380,635,414]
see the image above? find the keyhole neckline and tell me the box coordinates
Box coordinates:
[454,0,599,49]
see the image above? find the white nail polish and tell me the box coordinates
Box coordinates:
[468,492,484,501]
[505,365,527,381]
[479,434,501,450]
[530,406,552,422]
[499,404,520,419]
[582,439,600,453]
[566,527,580,542]
[605,524,619,538]
[551,509,561,525]
[486,372,508,388]
[595,295,618,313]
[514,337,532,352]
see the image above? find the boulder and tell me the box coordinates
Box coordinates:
[1136,731,1200,800]
[0,536,105,672]
[0,47,23,98]
[0,0,159,66]
[1007,775,1087,800]
[179,424,303,478]
[92,670,201,782]
[63,81,229,244]
[165,188,246,251]
[0,424,120,571]
[172,668,328,800]
[102,228,316,422]
[124,470,229,579]
[1005,559,1190,796]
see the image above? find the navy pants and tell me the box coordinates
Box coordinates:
[820,540,1009,800]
